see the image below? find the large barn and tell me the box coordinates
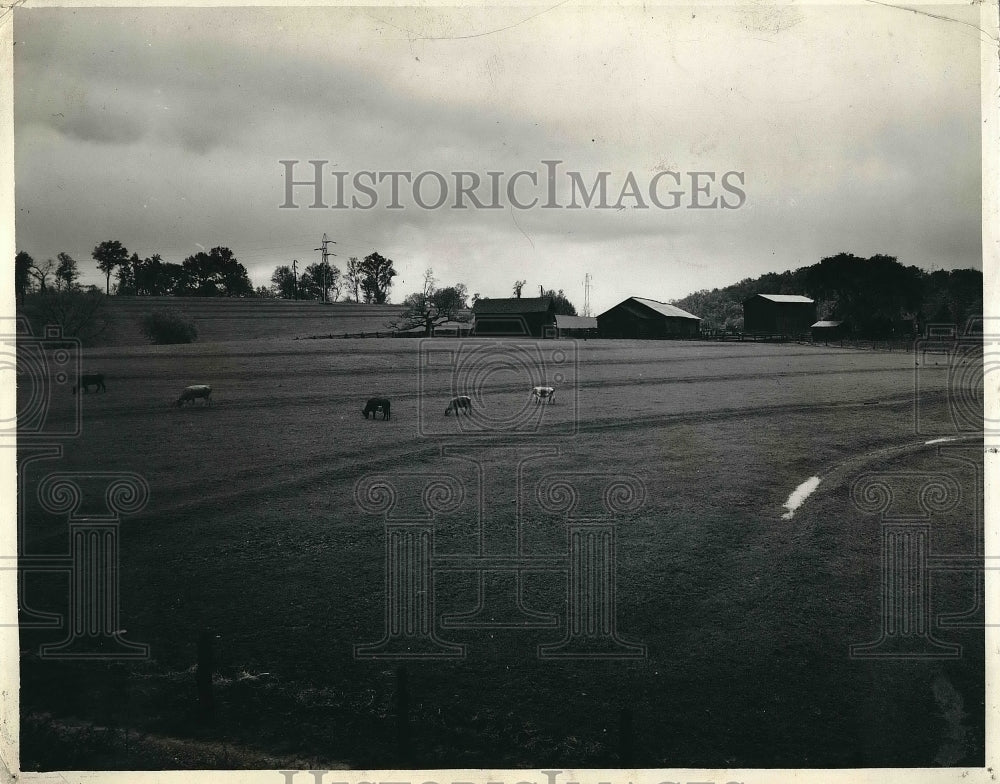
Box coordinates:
[471,296,557,337]
[743,294,816,337]
[597,297,702,338]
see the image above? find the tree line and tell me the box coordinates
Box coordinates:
[15,242,401,304]
[16,241,256,300]
[671,252,983,337]
[267,252,396,303]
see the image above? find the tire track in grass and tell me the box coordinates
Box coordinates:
[774,432,983,521]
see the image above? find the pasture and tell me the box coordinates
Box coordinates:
[18,338,985,769]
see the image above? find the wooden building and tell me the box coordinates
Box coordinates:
[743,294,816,337]
[471,297,557,338]
[597,297,701,339]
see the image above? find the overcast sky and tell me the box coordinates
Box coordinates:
[13,4,983,313]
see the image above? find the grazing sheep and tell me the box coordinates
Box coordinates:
[445,395,472,416]
[363,397,391,420]
[72,374,106,394]
[531,386,555,404]
[177,384,212,407]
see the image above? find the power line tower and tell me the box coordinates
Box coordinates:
[583,273,592,317]
[314,233,337,303]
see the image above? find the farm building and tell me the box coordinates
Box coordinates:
[743,294,816,337]
[811,320,850,341]
[554,314,598,339]
[596,297,701,339]
[472,296,557,337]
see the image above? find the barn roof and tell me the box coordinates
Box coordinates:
[751,294,815,304]
[811,320,844,328]
[598,297,700,320]
[555,315,598,330]
[473,297,554,314]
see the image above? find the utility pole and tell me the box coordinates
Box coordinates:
[292,259,298,300]
[583,273,592,317]
[314,233,337,303]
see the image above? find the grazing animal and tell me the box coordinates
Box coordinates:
[445,395,472,416]
[363,397,391,420]
[72,374,106,394]
[531,386,556,404]
[177,384,212,407]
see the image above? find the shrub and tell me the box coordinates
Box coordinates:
[21,289,115,347]
[140,309,197,344]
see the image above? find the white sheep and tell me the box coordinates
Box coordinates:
[177,385,212,407]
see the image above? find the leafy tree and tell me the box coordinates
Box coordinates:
[181,247,253,297]
[132,254,174,296]
[270,265,297,299]
[253,285,277,299]
[393,270,469,335]
[512,279,526,298]
[92,240,130,295]
[15,251,34,304]
[55,252,80,291]
[359,252,397,304]
[115,252,141,295]
[344,257,362,302]
[301,260,341,302]
[541,288,577,316]
[434,283,468,317]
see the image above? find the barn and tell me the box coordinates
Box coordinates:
[596,297,701,339]
[471,297,557,338]
[811,319,849,342]
[554,314,598,339]
[743,294,816,337]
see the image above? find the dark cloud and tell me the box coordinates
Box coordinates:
[13,6,983,311]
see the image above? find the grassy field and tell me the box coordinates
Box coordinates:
[18,337,985,769]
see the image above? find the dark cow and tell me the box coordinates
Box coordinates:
[72,374,106,394]
[363,397,391,420]
[177,384,212,407]
[445,395,472,416]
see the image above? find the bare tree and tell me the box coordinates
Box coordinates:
[28,258,55,293]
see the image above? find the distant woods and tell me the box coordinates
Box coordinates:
[15,242,401,304]
[671,252,983,336]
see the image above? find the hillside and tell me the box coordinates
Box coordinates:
[671,253,983,334]
[67,297,406,347]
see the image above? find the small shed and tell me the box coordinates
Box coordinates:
[743,294,816,337]
[597,297,701,339]
[554,314,598,339]
[472,297,556,338]
[810,320,849,341]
